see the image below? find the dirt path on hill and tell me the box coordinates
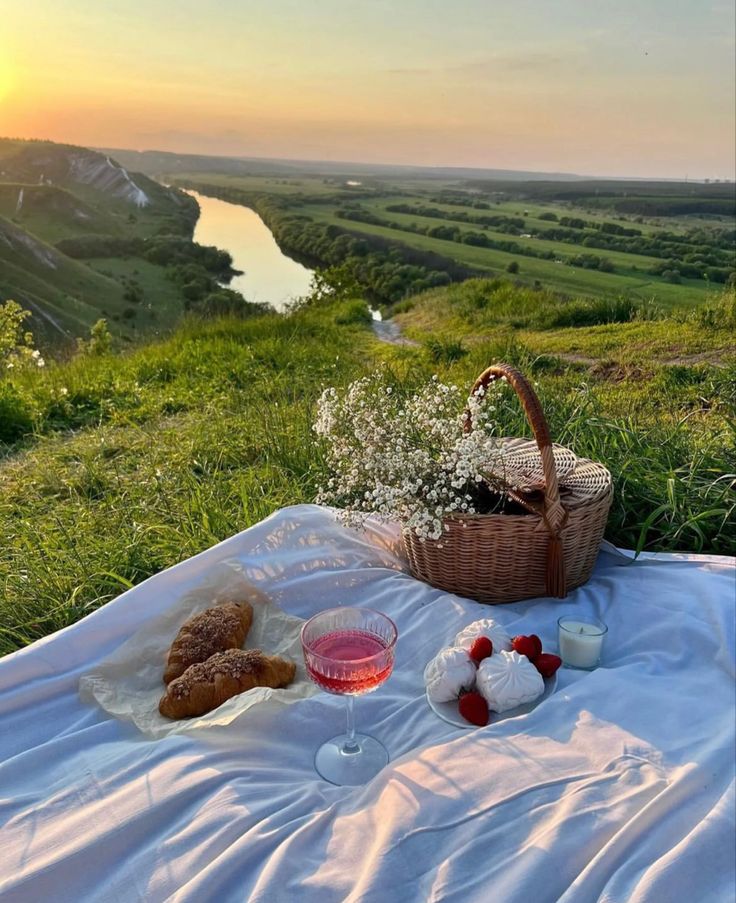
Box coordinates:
[370,310,418,346]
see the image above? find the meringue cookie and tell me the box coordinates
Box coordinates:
[476,649,544,713]
[424,646,477,703]
[454,618,512,655]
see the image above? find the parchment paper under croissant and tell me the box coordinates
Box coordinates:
[78,563,317,738]
[159,649,296,718]
[163,600,254,684]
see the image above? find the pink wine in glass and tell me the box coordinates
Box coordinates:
[306,629,393,694]
[301,607,398,786]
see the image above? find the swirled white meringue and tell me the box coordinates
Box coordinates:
[454,618,512,655]
[423,645,477,703]
[476,649,544,713]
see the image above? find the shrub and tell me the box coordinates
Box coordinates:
[424,336,467,363]
[335,301,371,325]
[0,383,34,443]
[1,300,44,371]
[77,319,113,356]
[692,290,736,330]
[540,297,638,329]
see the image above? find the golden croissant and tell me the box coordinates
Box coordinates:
[163,600,253,684]
[159,648,296,719]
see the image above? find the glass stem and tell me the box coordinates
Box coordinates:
[343,695,360,753]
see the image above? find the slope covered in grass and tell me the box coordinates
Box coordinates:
[1,287,734,655]
[0,139,201,344]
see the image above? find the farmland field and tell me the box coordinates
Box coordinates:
[164,170,734,309]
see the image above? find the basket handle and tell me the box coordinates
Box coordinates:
[465,363,568,597]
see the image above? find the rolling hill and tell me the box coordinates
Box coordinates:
[0,139,199,344]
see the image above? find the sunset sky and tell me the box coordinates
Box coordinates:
[1,0,734,178]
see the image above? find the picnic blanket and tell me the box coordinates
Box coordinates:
[1,504,734,902]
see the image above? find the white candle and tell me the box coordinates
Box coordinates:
[558,618,607,670]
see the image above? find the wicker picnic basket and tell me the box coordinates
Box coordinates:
[403,362,613,603]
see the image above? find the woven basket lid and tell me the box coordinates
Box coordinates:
[486,438,611,509]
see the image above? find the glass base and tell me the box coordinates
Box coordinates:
[562,661,600,671]
[314,733,388,786]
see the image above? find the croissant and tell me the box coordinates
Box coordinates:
[159,649,296,719]
[163,600,253,684]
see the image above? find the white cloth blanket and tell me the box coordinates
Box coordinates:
[1,505,734,903]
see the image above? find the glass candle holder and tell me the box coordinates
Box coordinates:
[557,616,607,670]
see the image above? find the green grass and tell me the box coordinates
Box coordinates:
[86,258,186,333]
[1,286,734,656]
[0,184,122,244]
[303,205,713,308]
[171,171,731,308]
[0,215,131,341]
[359,198,665,268]
[169,171,348,196]
[394,279,736,364]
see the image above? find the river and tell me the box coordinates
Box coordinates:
[186,190,314,311]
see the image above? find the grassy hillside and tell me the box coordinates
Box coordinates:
[0,139,204,343]
[0,216,129,341]
[2,284,734,655]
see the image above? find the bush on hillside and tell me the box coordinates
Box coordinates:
[0,383,33,444]
[187,290,270,318]
[539,297,638,329]
[1,300,45,373]
[424,337,467,363]
[335,300,372,325]
[77,319,113,356]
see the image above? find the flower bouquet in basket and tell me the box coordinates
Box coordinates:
[315,363,612,604]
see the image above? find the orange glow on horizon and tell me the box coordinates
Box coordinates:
[0,1,733,180]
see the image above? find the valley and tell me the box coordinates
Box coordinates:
[0,139,232,345]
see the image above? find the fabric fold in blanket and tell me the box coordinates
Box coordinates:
[1,504,734,902]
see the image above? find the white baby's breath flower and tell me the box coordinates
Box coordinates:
[314,371,507,537]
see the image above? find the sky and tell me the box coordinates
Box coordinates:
[1,0,734,179]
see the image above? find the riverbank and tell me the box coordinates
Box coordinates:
[185,189,314,310]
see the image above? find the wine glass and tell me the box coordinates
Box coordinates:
[301,606,398,786]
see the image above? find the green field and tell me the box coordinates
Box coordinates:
[301,204,710,307]
[166,170,734,310]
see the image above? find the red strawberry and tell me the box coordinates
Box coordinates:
[535,653,562,679]
[469,636,493,663]
[458,691,489,727]
[511,635,541,661]
[529,634,543,660]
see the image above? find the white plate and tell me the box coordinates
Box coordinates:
[426,672,558,729]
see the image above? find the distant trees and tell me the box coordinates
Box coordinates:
[568,253,616,273]
[506,261,520,274]
[661,269,682,284]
